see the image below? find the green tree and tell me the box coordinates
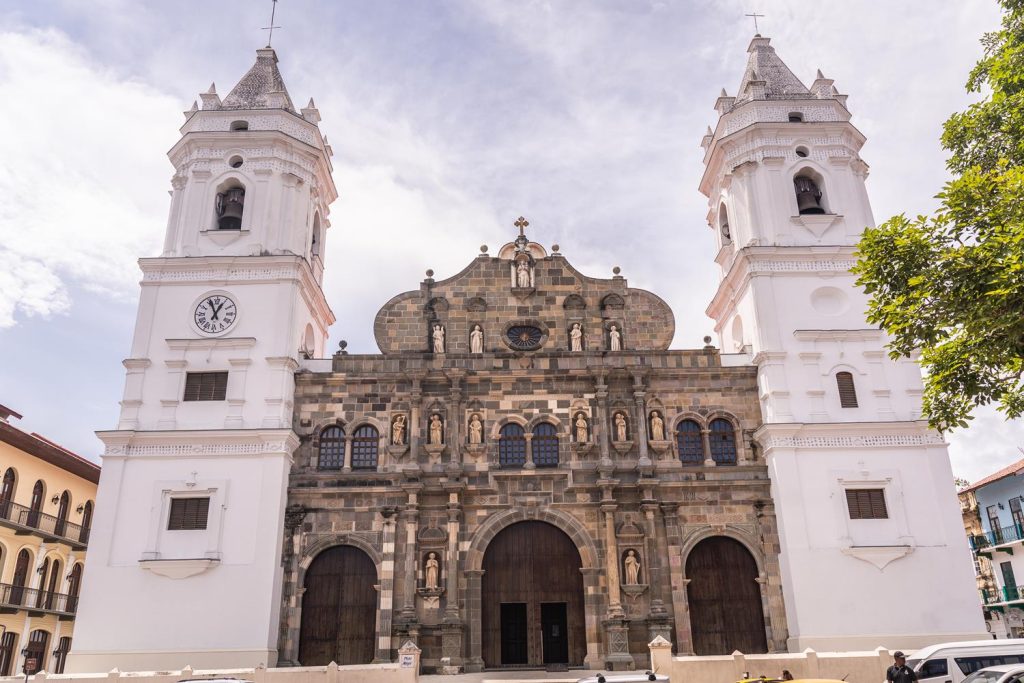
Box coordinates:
[853,0,1024,431]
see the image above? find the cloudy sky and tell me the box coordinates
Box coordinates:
[0,0,1020,482]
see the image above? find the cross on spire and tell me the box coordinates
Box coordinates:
[745,11,765,35]
[262,0,282,47]
[514,216,529,237]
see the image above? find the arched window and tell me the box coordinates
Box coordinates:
[66,564,82,613]
[215,184,245,230]
[532,422,559,467]
[79,501,94,544]
[27,480,44,528]
[837,372,858,408]
[351,425,379,470]
[0,631,16,676]
[709,419,737,466]
[45,558,61,610]
[676,420,705,465]
[318,426,346,471]
[788,112,804,122]
[0,468,15,520]
[719,203,731,241]
[498,423,527,468]
[55,491,70,537]
[794,174,826,215]
[10,550,30,605]
[52,637,72,674]
[24,630,49,673]
[35,558,50,608]
[230,120,249,131]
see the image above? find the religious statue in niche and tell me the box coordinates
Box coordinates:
[470,325,484,354]
[429,414,444,445]
[570,323,584,352]
[624,549,641,585]
[432,324,446,353]
[649,411,665,441]
[614,412,628,442]
[468,414,483,444]
[516,260,532,288]
[609,325,622,351]
[391,414,407,445]
[425,552,440,590]
[574,413,589,443]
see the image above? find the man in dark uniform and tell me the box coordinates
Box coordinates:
[887,651,918,683]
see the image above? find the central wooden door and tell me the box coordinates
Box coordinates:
[686,537,768,655]
[299,545,377,665]
[481,521,585,667]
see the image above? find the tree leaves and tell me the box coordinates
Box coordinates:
[853,0,1024,433]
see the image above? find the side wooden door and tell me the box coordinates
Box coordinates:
[299,546,378,665]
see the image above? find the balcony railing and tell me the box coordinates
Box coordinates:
[971,523,1024,550]
[983,585,1024,605]
[0,582,77,616]
[0,500,89,547]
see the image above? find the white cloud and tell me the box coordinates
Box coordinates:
[0,28,179,327]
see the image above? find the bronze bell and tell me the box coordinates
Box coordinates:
[216,187,245,230]
[794,176,825,215]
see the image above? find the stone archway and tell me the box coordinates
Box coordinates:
[298,545,377,665]
[685,536,767,655]
[481,521,585,667]
[464,509,603,671]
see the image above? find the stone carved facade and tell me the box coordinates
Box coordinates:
[278,236,787,671]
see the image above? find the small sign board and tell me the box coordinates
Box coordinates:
[399,654,415,669]
[24,658,38,674]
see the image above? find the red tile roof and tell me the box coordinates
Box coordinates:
[961,457,1024,494]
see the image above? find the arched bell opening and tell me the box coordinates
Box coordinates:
[215,182,246,230]
[793,170,827,215]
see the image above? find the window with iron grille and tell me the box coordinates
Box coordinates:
[845,488,888,519]
[167,497,210,531]
[499,423,526,468]
[52,637,71,675]
[0,632,16,677]
[708,418,737,465]
[676,420,704,465]
[532,422,559,467]
[836,371,858,408]
[318,426,345,470]
[351,425,379,470]
[183,372,228,401]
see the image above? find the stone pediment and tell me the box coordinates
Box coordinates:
[372,239,675,355]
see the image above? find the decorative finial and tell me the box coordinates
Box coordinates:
[479,244,488,253]
[745,11,765,35]
[551,244,560,253]
[612,266,621,275]
[425,269,434,278]
[262,0,282,47]
[337,340,348,355]
[703,335,713,345]
[514,216,529,237]
[816,69,825,80]
[206,83,217,95]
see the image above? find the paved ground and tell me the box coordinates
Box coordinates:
[420,671,583,683]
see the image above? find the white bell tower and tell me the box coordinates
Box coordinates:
[701,36,986,650]
[68,48,337,671]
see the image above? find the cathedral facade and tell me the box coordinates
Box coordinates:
[67,36,986,674]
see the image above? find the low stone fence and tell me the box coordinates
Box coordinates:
[649,637,891,683]
[0,645,420,683]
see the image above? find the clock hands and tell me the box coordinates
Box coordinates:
[209,299,226,321]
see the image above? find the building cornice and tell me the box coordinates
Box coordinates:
[754,421,945,451]
[96,429,300,459]
[0,422,100,483]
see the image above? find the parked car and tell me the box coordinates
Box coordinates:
[906,639,1024,683]
[962,664,1024,683]
[577,673,669,683]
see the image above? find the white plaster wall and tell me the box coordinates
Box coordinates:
[67,441,292,672]
[763,428,985,649]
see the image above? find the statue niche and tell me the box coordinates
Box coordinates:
[511,253,535,291]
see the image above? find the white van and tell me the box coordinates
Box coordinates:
[908,640,1024,683]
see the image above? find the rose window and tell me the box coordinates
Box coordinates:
[505,325,544,351]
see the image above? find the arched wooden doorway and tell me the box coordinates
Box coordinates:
[482,521,585,667]
[686,536,767,655]
[298,545,377,666]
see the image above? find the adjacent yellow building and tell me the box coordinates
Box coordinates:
[0,405,98,675]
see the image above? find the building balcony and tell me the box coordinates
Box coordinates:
[971,524,1024,556]
[0,583,77,620]
[0,501,89,550]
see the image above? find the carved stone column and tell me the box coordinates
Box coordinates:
[663,503,694,655]
[398,486,421,623]
[280,504,307,665]
[446,370,465,469]
[524,433,536,469]
[701,428,715,467]
[407,372,425,467]
[343,434,353,472]
[463,569,485,672]
[600,487,634,670]
[641,495,671,644]
[442,485,464,670]
[375,507,399,662]
[592,370,612,470]
[632,373,651,469]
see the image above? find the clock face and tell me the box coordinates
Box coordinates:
[193,294,237,335]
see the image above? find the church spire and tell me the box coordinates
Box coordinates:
[219,47,296,113]
[734,35,810,104]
